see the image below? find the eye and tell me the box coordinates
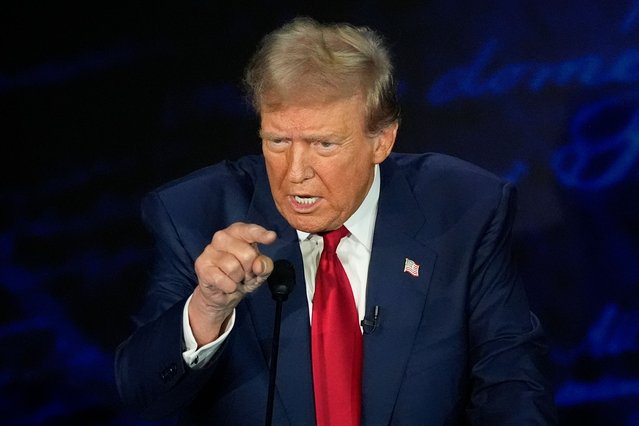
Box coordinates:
[265,138,290,152]
[313,140,338,154]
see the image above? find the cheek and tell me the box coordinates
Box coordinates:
[265,166,283,201]
[323,163,370,200]
[265,156,285,185]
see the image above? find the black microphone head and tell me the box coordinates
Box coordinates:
[268,259,296,302]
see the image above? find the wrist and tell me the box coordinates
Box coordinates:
[189,288,233,346]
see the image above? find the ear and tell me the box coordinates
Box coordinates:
[372,121,399,164]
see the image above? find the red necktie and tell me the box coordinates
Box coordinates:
[311,225,363,426]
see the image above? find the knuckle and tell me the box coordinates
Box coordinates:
[209,274,229,291]
[237,248,258,265]
[206,273,237,294]
[194,248,219,276]
[194,256,209,277]
[228,222,248,235]
[245,223,261,232]
[194,265,204,280]
[228,268,245,285]
[211,229,229,245]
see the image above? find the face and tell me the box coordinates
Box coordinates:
[260,95,397,233]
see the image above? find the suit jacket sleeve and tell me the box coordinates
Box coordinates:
[114,190,221,420]
[466,183,557,424]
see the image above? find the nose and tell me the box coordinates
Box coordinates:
[287,141,314,183]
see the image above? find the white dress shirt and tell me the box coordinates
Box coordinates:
[182,165,380,369]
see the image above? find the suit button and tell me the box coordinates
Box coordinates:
[160,363,178,382]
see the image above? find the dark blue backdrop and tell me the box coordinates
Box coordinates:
[2,1,638,425]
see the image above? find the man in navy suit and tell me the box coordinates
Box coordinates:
[115,17,557,425]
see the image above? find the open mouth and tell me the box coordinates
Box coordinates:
[290,195,321,211]
[294,195,319,205]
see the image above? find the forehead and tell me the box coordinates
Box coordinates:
[259,95,366,133]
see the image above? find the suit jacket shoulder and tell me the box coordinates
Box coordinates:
[147,155,266,227]
[140,155,271,265]
[384,152,514,240]
[389,152,509,205]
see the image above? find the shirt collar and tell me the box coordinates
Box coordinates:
[296,164,380,251]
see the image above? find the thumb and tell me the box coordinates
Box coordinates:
[253,254,274,278]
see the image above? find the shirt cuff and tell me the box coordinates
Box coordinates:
[182,294,236,369]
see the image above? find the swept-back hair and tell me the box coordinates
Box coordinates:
[244,16,400,134]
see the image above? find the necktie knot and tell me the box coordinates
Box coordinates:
[321,225,349,253]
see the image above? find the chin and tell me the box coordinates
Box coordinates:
[284,215,324,234]
[290,221,319,234]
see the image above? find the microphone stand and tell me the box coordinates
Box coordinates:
[266,260,295,426]
[266,296,284,426]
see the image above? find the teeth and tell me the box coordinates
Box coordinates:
[294,196,318,205]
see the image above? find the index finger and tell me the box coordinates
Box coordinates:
[227,222,277,245]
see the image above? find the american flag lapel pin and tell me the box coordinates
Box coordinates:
[403,258,420,277]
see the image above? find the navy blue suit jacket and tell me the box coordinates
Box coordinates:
[115,153,557,425]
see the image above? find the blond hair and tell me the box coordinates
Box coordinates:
[244,17,400,134]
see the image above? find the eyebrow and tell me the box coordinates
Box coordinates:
[258,130,341,142]
[258,130,284,140]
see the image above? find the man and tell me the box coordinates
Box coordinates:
[115,17,557,425]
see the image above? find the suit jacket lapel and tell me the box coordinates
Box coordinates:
[244,166,316,425]
[362,159,437,425]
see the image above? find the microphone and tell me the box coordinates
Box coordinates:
[361,305,380,334]
[268,259,296,302]
[265,259,296,426]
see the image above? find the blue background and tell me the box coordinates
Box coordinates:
[2,1,638,424]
